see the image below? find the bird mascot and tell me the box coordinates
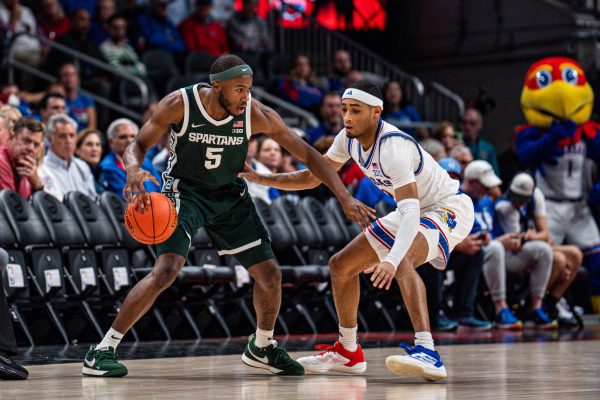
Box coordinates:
[516,56,600,313]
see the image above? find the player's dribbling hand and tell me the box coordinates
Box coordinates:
[123,166,159,210]
[340,197,377,230]
[364,262,396,290]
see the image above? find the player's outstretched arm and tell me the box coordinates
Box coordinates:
[122,91,183,202]
[239,155,342,190]
[250,99,375,228]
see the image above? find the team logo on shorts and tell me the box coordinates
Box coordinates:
[441,208,457,232]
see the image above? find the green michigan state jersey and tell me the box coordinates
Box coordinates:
[162,83,251,190]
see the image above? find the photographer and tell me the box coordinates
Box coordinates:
[462,161,555,329]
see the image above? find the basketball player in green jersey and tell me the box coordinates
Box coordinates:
[82,54,375,377]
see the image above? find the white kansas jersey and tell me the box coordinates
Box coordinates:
[326,119,459,209]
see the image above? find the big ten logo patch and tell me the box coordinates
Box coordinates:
[163,176,174,191]
[441,208,457,232]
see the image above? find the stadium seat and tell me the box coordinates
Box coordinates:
[185,51,216,74]
[142,49,179,96]
[325,197,362,242]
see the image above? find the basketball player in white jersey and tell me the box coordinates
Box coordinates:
[241,81,475,381]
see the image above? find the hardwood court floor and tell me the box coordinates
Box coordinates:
[2,341,599,400]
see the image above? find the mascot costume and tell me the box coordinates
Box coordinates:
[517,56,600,313]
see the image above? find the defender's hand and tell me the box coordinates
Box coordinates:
[238,163,268,185]
[364,262,396,290]
[123,166,159,209]
[340,197,376,230]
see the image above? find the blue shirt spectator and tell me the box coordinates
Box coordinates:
[382,80,422,136]
[99,152,161,200]
[61,0,97,16]
[100,118,161,200]
[354,177,396,208]
[278,54,323,112]
[66,93,95,130]
[137,1,186,54]
[305,92,343,145]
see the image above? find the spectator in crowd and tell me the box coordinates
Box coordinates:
[0,113,11,145]
[463,160,556,329]
[99,118,161,200]
[178,0,229,58]
[38,114,97,201]
[0,247,29,380]
[438,157,462,181]
[498,131,526,192]
[0,0,42,73]
[256,137,285,200]
[278,54,323,112]
[382,80,425,138]
[325,49,352,93]
[420,138,446,161]
[461,108,500,175]
[58,63,97,129]
[89,0,116,45]
[449,144,473,175]
[100,14,147,77]
[0,117,44,199]
[38,0,71,41]
[227,0,272,54]
[136,0,186,55]
[60,0,97,16]
[76,128,104,194]
[494,173,581,326]
[244,135,272,204]
[441,158,492,329]
[0,105,22,137]
[35,92,67,125]
[344,70,364,89]
[46,9,105,80]
[433,121,460,154]
[305,92,342,145]
[0,83,34,117]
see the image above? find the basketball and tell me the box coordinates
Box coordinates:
[125,193,178,245]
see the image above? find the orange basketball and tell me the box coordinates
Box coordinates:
[125,192,178,245]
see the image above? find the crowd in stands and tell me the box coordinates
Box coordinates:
[0,0,597,333]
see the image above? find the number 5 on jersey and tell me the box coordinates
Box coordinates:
[205,147,224,169]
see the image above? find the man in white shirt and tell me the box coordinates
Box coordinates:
[39,114,97,201]
[241,81,474,381]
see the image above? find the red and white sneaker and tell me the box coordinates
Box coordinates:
[296,341,367,374]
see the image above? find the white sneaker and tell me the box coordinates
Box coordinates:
[385,343,447,382]
[296,341,367,374]
[557,298,575,320]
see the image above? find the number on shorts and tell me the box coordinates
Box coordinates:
[205,147,224,169]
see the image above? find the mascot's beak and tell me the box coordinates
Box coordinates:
[521,81,594,128]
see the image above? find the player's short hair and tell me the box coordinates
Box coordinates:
[210,54,246,75]
[349,80,383,101]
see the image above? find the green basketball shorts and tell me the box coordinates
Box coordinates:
[157,178,274,268]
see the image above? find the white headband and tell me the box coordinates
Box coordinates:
[342,88,384,108]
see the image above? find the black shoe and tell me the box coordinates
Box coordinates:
[0,351,29,380]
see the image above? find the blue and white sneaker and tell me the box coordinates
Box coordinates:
[495,307,523,330]
[458,316,492,330]
[385,343,447,382]
[527,307,558,330]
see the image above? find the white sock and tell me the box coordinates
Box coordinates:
[255,328,275,348]
[95,328,124,350]
[339,325,358,352]
[414,331,435,351]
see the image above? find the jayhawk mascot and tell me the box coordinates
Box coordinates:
[516,56,600,312]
